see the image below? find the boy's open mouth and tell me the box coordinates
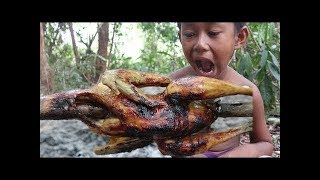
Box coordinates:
[196,59,214,74]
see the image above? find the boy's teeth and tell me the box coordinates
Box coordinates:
[196,60,214,73]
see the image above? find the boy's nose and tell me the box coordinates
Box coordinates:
[194,34,210,53]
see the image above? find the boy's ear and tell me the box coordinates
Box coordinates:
[178,31,181,42]
[235,26,249,49]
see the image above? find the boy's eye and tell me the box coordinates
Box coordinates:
[183,32,195,38]
[208,31,220,37]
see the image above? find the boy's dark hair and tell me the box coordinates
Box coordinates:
[177,22,247,33]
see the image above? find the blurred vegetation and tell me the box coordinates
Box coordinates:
[42,22,279,115]
[229,22,280,114]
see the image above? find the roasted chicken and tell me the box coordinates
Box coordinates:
[40,69,253,156]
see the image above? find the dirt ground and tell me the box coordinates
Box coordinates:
[240,121,280,158]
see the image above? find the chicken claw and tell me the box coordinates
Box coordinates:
[102,69,171,107]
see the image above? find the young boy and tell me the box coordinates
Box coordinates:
[170,22,273,157]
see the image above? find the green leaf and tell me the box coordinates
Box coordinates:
[236,53,245,75]
[258,75,275,112]
[237,52,253,79]
[243,52,253,75]
[264,23,269,41]
[267,61,280,81]
[248,70,257,81]
[268,51,280,68]
[255,67,266,83]
[260,49,268,68]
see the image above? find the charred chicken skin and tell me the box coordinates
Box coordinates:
[40,69,253,156]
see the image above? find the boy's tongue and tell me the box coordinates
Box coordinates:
[197,60,214,73]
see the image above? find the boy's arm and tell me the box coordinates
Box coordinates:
[220,85,274,157]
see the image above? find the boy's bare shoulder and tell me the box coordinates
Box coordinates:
[169,66,196,79]
[227,67,257,88]
[227,68,262,100]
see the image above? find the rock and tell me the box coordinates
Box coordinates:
[40,120,108,157]
[211,95,253,131]
[218,95,252,103]
[44,136,59,146]
[40,120,170,158]
[102,143,171,158]
[211,117,252,131]
[267,117,280,125]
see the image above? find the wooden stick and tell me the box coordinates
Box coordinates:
[40,93,252,120]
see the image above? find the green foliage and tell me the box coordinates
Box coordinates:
[50,44,91,92]
[236,52,253,81]
[231,22,280,114]
[108,23,186,75]
[133,23,185,74]
[110,54,133,69]
[44,23,91,92]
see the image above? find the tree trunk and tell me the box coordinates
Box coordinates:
[40,22,54,95]
[68,23,81,66]
[95,23,109,83]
